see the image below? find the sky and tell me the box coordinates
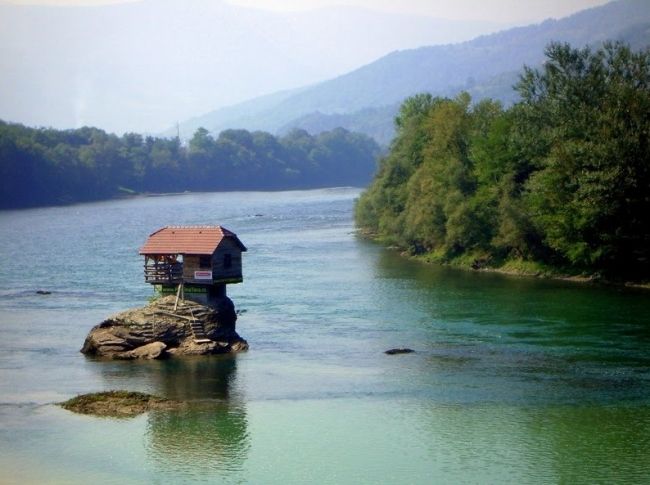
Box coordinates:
[3,0,611,23]
[0,0,616,133]
[228,0,611,23]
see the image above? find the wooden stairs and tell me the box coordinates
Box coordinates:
[143,302,213,344]
[142,323,155,341]
[141,312,155,342]
[187,306,211,344]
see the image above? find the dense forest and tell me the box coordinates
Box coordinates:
[0,124,380,209]
[355,42,650,280]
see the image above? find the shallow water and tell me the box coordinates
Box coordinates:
[1,188,650,483]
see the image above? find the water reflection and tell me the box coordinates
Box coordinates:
[150,356,241,401]
[369,247,650,405]
[145,357,249,475]
[90,356,249,476]
[525,405,650,483]
[408,401,650,483]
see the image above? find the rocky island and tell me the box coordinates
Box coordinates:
[81,295,248,359]
[81,225,250,360]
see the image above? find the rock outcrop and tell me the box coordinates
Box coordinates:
[117,341,167,360]
[81,295,248,359]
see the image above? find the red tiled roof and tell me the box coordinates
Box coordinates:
[139,226,247,255]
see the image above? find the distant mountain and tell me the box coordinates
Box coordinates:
[277,105,400,147]
[180,0,650,145]
[0,0,507,134]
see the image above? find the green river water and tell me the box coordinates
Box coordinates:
[1,188,649,484]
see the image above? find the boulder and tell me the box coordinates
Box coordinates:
[81,295,248,359]
[117,341,167,360]
[80,328,131,355]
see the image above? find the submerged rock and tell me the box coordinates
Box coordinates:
[59,391,183,418]
[385,348,415,355]
[81,295,248,359]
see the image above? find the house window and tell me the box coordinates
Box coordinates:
[223,254,232,269]
[199,256,211,268]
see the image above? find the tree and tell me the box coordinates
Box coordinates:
[517,42,650,276]
[356,41,650,280]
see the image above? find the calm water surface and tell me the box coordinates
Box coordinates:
[1,188,650,484]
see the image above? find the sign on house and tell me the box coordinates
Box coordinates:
[194,271,213,280]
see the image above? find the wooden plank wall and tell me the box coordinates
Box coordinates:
[182,255,202,280]
[212,239,243,280]
[181,239,243,283]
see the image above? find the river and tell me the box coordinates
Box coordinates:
[1,188,649,483]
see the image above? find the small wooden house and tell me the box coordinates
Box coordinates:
[139,225,246,305]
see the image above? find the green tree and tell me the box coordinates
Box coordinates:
[356,41,650,280]
[517,42,650,276]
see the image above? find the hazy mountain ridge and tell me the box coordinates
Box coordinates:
[181,0,650,144]
[0,0,506,134]
[277,105,400,147]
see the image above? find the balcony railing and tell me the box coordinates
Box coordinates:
[144,262,183,284]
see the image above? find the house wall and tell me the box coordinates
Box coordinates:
[212,239,243,282]
[156,283,226,307]
[182,255,205,280]
[180,238,243,284]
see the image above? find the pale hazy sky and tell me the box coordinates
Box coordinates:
[1,0,617,132]
[4,0,611,23]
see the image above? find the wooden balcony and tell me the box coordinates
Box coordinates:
[144,262,183,284]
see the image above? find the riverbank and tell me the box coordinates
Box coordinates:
[1,185,364,211]
[0,120,380,211]
[427,253,650,290]
[358,230,650,290]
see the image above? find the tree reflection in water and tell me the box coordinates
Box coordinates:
[144,356,249,475]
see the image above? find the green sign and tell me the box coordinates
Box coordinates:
[156,285,208,295]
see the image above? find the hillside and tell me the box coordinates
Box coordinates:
[278,106,400,147]
[180,0,650,144]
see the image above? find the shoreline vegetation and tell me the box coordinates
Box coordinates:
[0,123,380,210]
[357,229,650,290]
[355,42,650,285]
